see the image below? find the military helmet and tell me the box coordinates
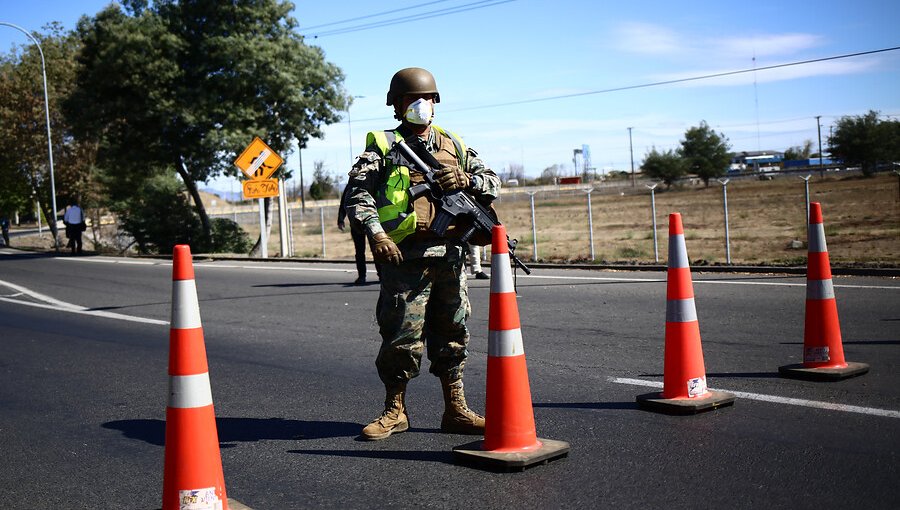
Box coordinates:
[386,67,440,106]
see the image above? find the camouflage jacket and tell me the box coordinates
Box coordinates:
[345,125,500,259]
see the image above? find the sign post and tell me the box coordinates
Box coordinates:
[234,137,284,259]
[277,178,290,257]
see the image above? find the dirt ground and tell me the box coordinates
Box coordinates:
[492,172,900,266]
[10,172,899,267]
[282,172,900,266]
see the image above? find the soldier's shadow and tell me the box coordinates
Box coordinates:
[286,448,455,465]
[102,417,361,447]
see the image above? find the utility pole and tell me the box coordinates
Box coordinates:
[628,127,635,187]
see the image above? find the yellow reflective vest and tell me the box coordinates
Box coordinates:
[366,126,467,243]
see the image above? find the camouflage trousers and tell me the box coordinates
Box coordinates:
[375,254,471,385]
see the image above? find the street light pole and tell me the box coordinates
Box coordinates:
[347,95,365,164]
[1,22,59,250]
[628,127,635,187]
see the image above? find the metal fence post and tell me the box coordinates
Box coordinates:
[646,183,659,263]
[584,187,595,261]
[800,174,812,225]
[320,206,326,258]
[527,191,538,262]
[717,178,731,264]
[286,201,294,257]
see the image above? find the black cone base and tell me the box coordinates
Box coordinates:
[778,361,869,381]
[636,390,735,415]
[453,438,570,472]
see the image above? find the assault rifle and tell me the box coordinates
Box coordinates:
[388,139,531,275]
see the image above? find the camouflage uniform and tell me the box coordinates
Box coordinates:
[346,125,500,385]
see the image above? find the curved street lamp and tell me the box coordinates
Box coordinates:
[0,21,60,250]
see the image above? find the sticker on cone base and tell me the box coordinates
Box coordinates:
[687,376,707,397]
[179,488,222,510]
[804,346,830,363]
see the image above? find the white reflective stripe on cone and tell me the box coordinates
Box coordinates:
[808,223,827,253]
[490,252,514,293]
[168,373,214,408]
[488,328,525,357]
[666,298,698,323]
[667,234,689,268]
[806,279,835,300]
[171,279,202,329]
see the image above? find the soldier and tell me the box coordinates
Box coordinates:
[345,67,500,440]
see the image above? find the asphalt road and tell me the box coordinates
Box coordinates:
[1,249,898,509]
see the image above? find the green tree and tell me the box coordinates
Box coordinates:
[679,121,731,186]
[113,173,250,254]
[641,147,685,188]
[67,0,348,247]
[308,161,336,200]
[0,23,99,242]
[783,139,814,161]
[829,110,900,176]
[114,173,201,254]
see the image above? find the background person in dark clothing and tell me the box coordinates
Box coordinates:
[338,185,379,285]
[0,216,10,247]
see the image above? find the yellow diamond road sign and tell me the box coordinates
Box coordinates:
[235,137,283,180]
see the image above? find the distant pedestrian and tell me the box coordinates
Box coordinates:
[338,185,380,285]
[0,215,10,247]
[63,201,85,255]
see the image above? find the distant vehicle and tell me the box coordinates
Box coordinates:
[506,179,519,186]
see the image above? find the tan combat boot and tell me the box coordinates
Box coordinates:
[361,383,409,441]
[440,376,485,435]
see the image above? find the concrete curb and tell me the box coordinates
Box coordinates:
[5,246,897,277]
[140,254,900,277]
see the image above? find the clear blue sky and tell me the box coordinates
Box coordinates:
[3,0,898,190]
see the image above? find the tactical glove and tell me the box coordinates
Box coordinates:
[435,166,469,192]
[372,232,403,265]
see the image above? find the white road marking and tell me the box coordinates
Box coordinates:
[523,274,898,290]
[0,278,168,326]
[610,377,900,419]
[53,256,898,290]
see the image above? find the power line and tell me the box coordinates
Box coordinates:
[348,46,900,124]
[440,46,900,113]
[302,0,516,38]
[300,0,455,31]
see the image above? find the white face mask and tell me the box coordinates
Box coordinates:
[404,98,434,125]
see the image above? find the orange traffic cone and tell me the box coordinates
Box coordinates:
[453,225,569,471]
[162,245,228,510]
[779,202,869,381]
[636,213,735,415]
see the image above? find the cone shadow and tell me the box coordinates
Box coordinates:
[102,417,361,446]
[287,448,455,465]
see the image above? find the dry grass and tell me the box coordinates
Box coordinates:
[11,173,900,266]
[499,175,900,265]
[282,172,899,266]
